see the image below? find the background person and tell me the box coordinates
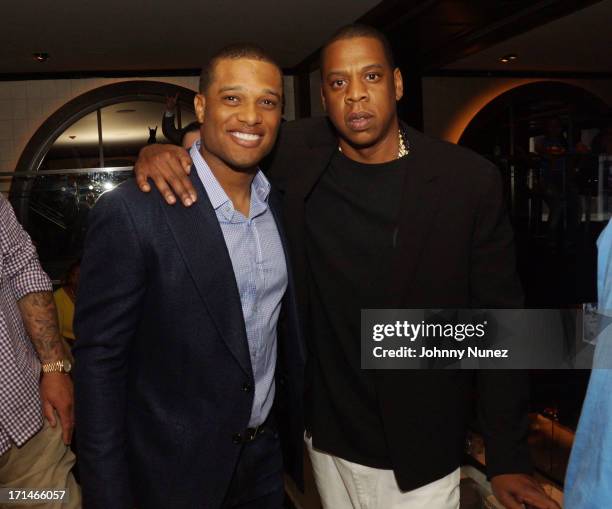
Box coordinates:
[161,92,182,145]
[535,117,582,250]
[180,121,201,149]
[564,218,612,507]
[0,194,80,509]
[54,260,80,345]
[162,93,201,149]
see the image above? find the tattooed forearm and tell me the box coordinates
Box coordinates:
[17,291,67,363]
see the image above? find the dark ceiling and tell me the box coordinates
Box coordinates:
[1,0,609,78]
[0,0,380,74]
[292,0,610,75]
[444,0,612,72]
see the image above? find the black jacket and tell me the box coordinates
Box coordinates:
[265,116,531,491]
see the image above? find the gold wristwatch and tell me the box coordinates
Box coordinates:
[41,359,72,374]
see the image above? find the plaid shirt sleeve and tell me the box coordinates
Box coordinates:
[0,195,52,298]
[0,194,50,454]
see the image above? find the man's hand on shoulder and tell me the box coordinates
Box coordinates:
[491,474,560,509]
[40,372,74,445]
[134,144,196,207]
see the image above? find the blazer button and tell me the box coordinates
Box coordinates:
[232,433,242,444]
[242,382,253,393]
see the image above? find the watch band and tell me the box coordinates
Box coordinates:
[41,360,70,374]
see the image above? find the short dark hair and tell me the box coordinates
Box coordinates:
[199,43,282,93]
[65,258,80,283]
[322,23,395,68]
[181,121,200,136]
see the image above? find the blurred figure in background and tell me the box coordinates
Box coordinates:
[535,117,582,250]
[591,122,612,155]
[162,93,183,145]
[147,125,158,144]
[162,93,201,149]
[0,194,80,508]
[180,121,201,150]
[592,122,612,212]
[54,260,80,345]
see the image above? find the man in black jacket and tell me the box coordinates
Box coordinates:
[134,25,559,509]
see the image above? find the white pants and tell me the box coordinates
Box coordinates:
[306,434,460,509]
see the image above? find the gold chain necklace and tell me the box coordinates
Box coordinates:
[339,128,409,159]
[397,129,409,158]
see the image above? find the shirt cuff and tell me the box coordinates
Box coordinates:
[12,259,53,301]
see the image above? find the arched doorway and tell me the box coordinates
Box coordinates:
[459,81,608,154]
[458,81,611,283]
[458,81,609,224]
[458,82,611,444]
[10,80,197,277]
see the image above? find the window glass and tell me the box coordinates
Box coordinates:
[42,110,100,171]
[29,98,195,278]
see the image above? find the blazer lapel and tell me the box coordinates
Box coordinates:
[269,190,306,364]
[390,126,443,305]
[282,130,337,326]
[161,169,252,379]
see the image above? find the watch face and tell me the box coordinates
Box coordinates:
[63,359,72,373]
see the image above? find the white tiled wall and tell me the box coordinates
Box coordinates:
[0,73,296,180]
[0,76,201,175]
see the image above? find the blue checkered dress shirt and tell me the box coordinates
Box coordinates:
[191,143,287,427]
[565,219,612,507]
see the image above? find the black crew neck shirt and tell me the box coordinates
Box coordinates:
[304,150,407,468]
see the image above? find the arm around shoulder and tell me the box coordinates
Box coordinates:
[134,143,196,207]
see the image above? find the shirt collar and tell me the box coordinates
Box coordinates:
[190,141,271,218]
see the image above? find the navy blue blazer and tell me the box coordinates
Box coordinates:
[73,170,305,509]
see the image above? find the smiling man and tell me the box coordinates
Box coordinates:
[133,25,559,509]
[73,44,304,509]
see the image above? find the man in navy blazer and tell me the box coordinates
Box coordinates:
[73,44,304,509]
